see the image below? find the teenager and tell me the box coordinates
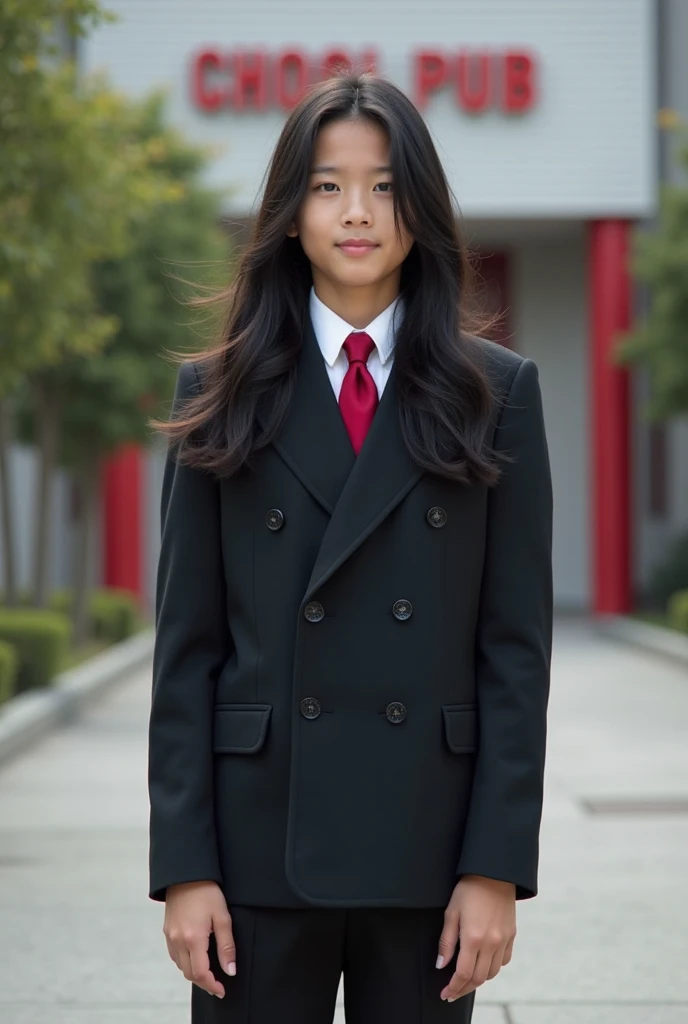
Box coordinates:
[148,71,553,1024]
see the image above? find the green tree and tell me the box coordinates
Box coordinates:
[16,91,230,641]
[2,67,172,608]
[0,0,114,604]
[0,1,178,607]
[615,118,688,419]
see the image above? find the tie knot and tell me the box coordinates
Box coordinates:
[343,331,375,365]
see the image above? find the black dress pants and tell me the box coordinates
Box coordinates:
[191,904,476,1023]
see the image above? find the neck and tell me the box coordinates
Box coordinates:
[311,273,401,330]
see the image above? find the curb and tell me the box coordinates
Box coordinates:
[594,614,688,668]
[0,628,155,767]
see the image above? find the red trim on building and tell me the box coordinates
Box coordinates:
[588,220,633,614]
[102,444,143,601]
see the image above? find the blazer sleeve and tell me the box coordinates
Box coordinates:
[147,361,232,902]
[456,356,553,901]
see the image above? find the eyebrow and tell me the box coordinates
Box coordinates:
[309,165,393,174]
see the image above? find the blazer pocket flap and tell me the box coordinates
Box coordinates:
[213,704,272,753]
[442,704,478,753]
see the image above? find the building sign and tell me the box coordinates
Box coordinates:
[190,48,537,114]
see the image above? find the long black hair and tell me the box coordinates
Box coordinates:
[151,71,505,486]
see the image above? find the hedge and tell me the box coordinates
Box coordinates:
[90,588,140,642]
[0,610,71,693]
[48,587,140,642]
[0,640,18,705]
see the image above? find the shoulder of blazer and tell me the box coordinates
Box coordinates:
[176,359,202,401]
[463,333,526,400]
[464,333,524,375]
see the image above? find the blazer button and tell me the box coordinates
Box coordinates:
[266,508,284,530]
[304,601,325,622]
[426,506,447,528]
[301,697,321,719]
[392,599,413,621]
[386,701,407,724]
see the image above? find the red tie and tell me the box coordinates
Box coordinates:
[339,331,379,455]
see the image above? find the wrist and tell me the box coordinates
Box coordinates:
[461,874,516,894]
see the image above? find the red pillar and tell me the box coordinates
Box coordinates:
[102,444,143,600]
[588,219,633,615]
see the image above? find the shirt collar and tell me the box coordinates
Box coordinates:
[309,285,403,368]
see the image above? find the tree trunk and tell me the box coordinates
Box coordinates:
[0,397,19,607]
[72,453,99,648]
[31,376,62,609]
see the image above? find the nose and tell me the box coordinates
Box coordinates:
[341,188,372,227]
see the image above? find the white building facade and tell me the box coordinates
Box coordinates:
[65,0,686,614]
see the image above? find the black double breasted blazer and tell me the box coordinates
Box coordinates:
[148,314,553,909]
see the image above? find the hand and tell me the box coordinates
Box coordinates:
[163,880,237,999]
[436,874,516,1002]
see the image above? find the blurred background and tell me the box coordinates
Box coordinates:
[1,2,687,1023]
[2,0,688,652]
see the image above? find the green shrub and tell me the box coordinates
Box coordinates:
[48,587,140,643]
[0,641,18,705]
[0,610,71,692]
[667,589,688,634]
[47,589,72,616]
[647,530,688,608]
[91,588,140,642]
[0,590,29,607]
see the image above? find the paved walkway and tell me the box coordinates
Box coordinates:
[0,619,687,1023]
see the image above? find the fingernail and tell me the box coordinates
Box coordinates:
[448,996,458,1003]
[435,955,444,969]
[227,962,236,976]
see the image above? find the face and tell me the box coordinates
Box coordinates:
[287,117,414,304]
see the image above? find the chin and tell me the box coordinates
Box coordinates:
[339,277,381,290]
[331,267,384,286]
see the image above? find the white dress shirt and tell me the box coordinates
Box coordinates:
[309,285,404,401]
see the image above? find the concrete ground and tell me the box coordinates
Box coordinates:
[0,618,687,1024]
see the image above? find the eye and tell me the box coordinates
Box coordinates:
[313,181,393,193]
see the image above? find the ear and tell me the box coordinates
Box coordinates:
[286,222,299,238]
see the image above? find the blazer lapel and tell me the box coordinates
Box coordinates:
[258,308,425,601]
[304,354,423,600]
[257,312,356,515]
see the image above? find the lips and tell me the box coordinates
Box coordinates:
[336,240,379,255]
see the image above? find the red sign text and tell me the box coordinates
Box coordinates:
[190,48,537,115]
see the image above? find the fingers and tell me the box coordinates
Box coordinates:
[165,935,180,970]
[213,909,237,977]
[167,928,225,999]
[449,946,503,1000]
[440,930,512,1002]
[162,884,236,999]
[485,946,504,982]
[189,934,226,998]
[435,908,459,970]
[441,933,478,1002]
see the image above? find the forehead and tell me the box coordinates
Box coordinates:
[311,117,391,167]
